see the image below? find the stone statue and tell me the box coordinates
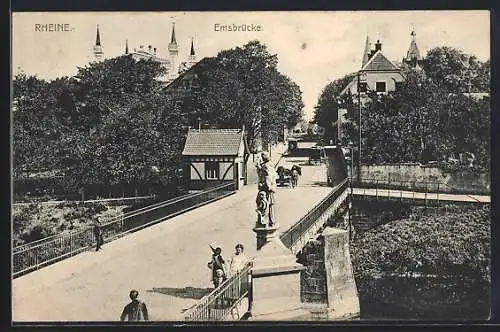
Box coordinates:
[255,151,277,227]
[255,191,269,226]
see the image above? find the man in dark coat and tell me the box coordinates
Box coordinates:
[93,218,104,251]
[120,290,149,321]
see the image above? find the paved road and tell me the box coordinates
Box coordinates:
[12,153,332,322]
[352,188,490,203]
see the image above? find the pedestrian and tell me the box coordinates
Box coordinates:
[291,164,301,188]
[208,245,227,287]
[229,243,248,276]
[120,289,149,322]
[93,218,104,251]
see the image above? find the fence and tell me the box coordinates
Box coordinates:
[183,263,252,321]
[12,181,237,278]
[352,178,487,206]
[280,178,349,250]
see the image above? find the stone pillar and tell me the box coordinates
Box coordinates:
[322,227,360,319]
[252,225,279,250]
[250,238,310,320]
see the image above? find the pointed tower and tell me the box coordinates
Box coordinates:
[188,37,197,66]
[168,22,179,79]
[93,25,104,61]
[404,29,422,68]
[361,35,371,68]
[125,39,129,55]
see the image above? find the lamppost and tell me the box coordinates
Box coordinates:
[356,70,367,183]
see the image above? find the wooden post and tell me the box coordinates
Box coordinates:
[400,181,403,201]
[437,183,440,207]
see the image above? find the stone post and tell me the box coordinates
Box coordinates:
[252,225,279,250]
[322,227,360,319]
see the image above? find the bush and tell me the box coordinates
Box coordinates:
[351,204,490,281]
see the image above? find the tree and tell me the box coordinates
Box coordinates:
[12,74,74,178]
[332,47,490,170]
[422,47,490,93]
[313,72,356,143]
[175,41,304,152]
[59,55,185,188]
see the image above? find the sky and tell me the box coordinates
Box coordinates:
[12,11,490,120]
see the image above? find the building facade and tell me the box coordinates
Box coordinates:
[91,23,198,84]
[181,129,249,191]
[335,30,423,142]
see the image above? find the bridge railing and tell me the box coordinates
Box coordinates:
[12,181,237,278]
[352,178,489,206]
[183,262,252,321]
[353,178,444,193]
[280,178,349,250]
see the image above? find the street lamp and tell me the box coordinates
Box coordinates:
[356,70,367,183]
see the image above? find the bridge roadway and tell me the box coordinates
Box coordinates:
[12,156,333,322]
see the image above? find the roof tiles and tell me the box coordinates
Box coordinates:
[182,129,244,156]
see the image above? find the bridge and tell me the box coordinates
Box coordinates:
[12,145,489,322]
[12,144,342,321]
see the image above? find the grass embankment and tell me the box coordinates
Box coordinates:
[12,202,129,247]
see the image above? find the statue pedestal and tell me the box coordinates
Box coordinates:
[250,236,309,320]
[252,225,280,251]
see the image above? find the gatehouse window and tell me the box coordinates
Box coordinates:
[205,161,219,179]
[376,81,386,92]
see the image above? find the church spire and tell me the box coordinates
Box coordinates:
[361,35,371,68]
[190,37,195,56]
[188,37,197,66]
[168,22,179,81]
[95,24,101,46]
[170,23,177,45]
[93,24,104,61]
[404,28,422,67]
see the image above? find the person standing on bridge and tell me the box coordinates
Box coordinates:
[93,218,104,251]
[208,246,227,287]
[229,243,248,276]
[120,289,149,322]
[291,164,301,188]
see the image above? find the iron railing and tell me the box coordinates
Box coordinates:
[354,178,443,193]
[183,262,252,321]
[280,178,349,250]
[12,181,237,278]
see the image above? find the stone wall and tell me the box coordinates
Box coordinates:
[297,239,328,304]
[351,197,411,233]
[359,164,490,194]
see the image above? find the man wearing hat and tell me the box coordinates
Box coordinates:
[120,289,149,321]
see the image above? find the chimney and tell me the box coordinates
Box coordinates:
[375,40,382,51]
[153,47,157,54]
[148,45,152,53]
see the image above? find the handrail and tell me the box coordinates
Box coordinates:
[280,178,349,250]
[12,181,237,277]
[183,262,252,321]
[13,182,233,251]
